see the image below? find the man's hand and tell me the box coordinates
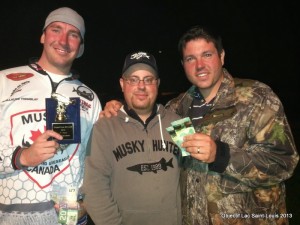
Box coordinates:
[99,100,122,118]
[54,201,87,222]
[20,130,63,167]
[181,132,217,163]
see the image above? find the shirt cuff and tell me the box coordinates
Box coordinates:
[208,140,230,173]
[12,146,28,170]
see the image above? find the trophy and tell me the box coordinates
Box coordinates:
[46,93,81,144]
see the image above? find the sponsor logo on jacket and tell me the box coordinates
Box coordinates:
[6,73,34,81]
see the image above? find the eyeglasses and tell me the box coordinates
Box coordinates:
[122,76,158,85]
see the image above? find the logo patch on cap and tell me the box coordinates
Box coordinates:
[130,52,150,60]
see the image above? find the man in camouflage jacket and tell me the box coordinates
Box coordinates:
[165,26,299,225]
[166,69,298,225]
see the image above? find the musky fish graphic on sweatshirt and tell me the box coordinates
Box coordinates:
[127,157,174,174]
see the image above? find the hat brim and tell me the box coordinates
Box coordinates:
[123,63,158,77]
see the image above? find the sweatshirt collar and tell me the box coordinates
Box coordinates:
[123,103,158,125]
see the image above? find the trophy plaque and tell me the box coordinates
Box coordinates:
[46,93,81,144]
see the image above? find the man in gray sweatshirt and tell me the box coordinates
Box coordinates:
[83,51,182,225]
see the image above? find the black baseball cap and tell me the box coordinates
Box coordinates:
[122,51,158,77]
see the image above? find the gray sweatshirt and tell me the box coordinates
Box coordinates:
[84,104,182,225]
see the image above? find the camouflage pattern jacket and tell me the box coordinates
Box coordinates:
[165,69,298,225]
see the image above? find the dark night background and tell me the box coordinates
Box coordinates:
[1,1,299,224]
